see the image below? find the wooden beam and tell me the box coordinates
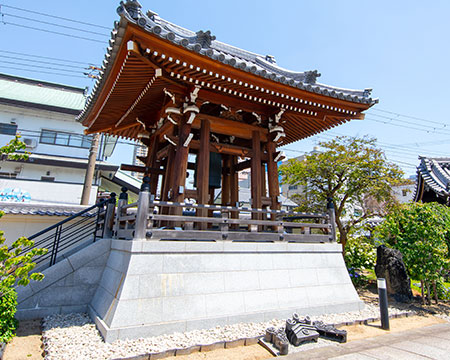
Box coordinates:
[153,120,174,139]
[233,159,252,172]
[120,164,164,175]
[156,144,171,161]
[194,113,268,142]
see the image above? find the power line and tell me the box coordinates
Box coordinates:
[0,4,111,30]
[0,12,109,38]
[0,54,88,70]
[1,21,106,44]
[370,107,448,127]
[0,59,85,74]
[321,130,448,157]
[0,49,97,66]
[365,117,450,136]
[366,112,449,131]
[0,65,87,78]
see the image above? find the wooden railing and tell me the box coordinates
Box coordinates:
[113,186,336,243]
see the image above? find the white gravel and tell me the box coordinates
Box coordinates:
[42,304,415,360]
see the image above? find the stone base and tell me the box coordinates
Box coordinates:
[90,240,363,342]
[16,239,111,320]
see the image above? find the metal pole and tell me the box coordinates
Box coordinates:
[327,197,336,242]
[377,278,390,330]
[81,133,100,205]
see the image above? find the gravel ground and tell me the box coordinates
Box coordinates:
[41,304,415,360]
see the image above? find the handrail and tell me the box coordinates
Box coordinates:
[27,198,111,241]
[12,195,116,269]
[143,199,328,218]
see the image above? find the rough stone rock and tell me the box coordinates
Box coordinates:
[375,245,412,302]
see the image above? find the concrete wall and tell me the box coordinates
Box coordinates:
[90,240,362,342]
[0,178,98,205]
[16,238,110,320]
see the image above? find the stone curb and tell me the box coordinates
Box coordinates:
[333,311,412,328]
[111,336,262,360]
[99,313,415,360]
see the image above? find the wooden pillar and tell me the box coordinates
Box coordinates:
[251,131,262,221]
[171,116,192,215]
[196,119,210,229]
[267,140,281,221]
[161,144,175,201]
[145,135,160,197]
[222,155,231,206]
[230,155,239,229]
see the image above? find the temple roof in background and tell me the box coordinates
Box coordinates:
[414,157,450,203]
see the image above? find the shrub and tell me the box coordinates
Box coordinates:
[344,236,376,271]
[376,202,450,304]
[0,287,18,343]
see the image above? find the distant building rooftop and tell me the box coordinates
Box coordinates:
[0,73,86,115]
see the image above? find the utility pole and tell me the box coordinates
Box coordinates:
[81,133,100,205]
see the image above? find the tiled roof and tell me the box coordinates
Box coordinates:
[80,0,376,121]
[0,73,86,112]
[0,202,95,217]
[415,157,450,198]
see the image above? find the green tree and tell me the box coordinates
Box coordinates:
[376,202,450,304]
[279,136,404,251]
[0,135,47,342]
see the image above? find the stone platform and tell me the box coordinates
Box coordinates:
[89,240,362,342]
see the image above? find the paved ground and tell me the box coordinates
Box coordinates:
[284,323,450,360]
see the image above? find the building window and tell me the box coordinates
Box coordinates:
[40,130,91,149]
[40,176,55,182]
[402,189,408,196]
[288,185,298,190]
[0,123,18,136]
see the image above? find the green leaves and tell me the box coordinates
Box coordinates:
[0,134,42,342]
[0,287,18,343]
[0,237,48,291]
[0,135,29,161]
[279,135,405,249]
[377,202,450,285]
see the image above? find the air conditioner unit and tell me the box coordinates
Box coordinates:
[23,138,37,149]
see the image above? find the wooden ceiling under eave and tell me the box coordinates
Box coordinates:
[82,23,371,144]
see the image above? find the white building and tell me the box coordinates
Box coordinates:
[0,73,118,205]
[0,73,123,245]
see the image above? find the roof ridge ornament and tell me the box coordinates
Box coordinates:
[117,0,142,20]
[265,55,276,64]
[363,88,373,98]
[304,70,321,84]
[195,30,216,48]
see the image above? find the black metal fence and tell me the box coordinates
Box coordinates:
[12,195,115,269]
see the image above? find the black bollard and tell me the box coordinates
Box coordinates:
[377,278,390,330]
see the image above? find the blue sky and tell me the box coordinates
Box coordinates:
[1,0,449,177]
